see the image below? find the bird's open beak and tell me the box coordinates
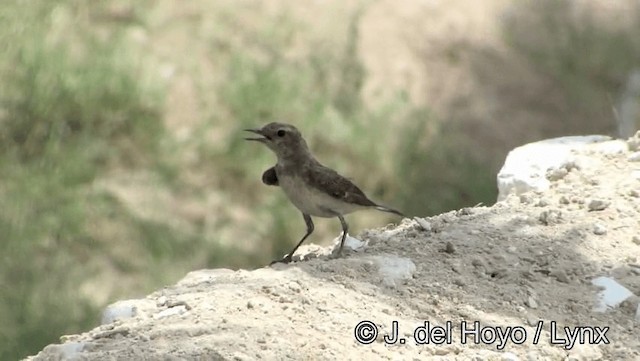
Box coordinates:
[244,128,268,143]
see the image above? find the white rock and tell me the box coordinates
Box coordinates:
[177,268,236,287]
[591,139,628,154]
[59,341,85,358]
[154,305,188,319]
[40,342,86,360]
[369,255,416,286]
[566,343,603,361]
[628,131,640,150]
[593,223,607,235]
[628,151,640,162]
[333,234,367,251]
[525,352,540,361]
[591,276,635,312]
[102,299,139,324]
[497,135,614,201]
[156,296,168,307]
[414,217,432,232]
[379,227,403,241]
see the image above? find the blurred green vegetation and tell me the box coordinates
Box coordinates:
[503,0,640,124]
[0,2,162,359]
[7,0,638,359]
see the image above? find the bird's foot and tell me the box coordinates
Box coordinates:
[269,254,293,266]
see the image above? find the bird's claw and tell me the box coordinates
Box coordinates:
[270,254,293,265]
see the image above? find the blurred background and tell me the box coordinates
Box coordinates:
[1,0,638,358]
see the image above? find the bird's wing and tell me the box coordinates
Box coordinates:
[262,166,279,186]
[304,164,377,207]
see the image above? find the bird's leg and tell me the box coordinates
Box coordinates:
[271,213,314,265]
[337,215,349,256]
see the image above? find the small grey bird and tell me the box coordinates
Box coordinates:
[245,122,404,264]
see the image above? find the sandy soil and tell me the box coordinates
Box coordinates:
[28,134,640,360]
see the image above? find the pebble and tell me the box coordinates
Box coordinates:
[414,217,432,232]
[627,151,640,162]
[526,352,540,361]
[41,342,87,361]
[156,296,167,307]
[445,242,456,254]
[628,132,640,150]
[471,258,486,268]
[571,196,585,204]
[539,210,561,225]
[526,316,539,326]
[519,194,533,204]
[434,347,452,356]
[452,278,466,287]
[550,270,570,283]
[546,167,568,181]
[587,199,610,211]
[154,305,187,319]
[632,236,640,245]
[593,223,607,235]
[566,345,603,361]
[491,268,509,279]
[525,296,538,309]
[102,300,139,324]
[536,198,549,207]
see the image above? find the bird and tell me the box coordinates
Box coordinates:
[245,122,404,264]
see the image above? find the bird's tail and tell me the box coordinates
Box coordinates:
[375,205,405,217]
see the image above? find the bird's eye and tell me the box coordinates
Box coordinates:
[277,129,286,137]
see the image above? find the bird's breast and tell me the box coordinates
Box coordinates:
[276,173,330,217]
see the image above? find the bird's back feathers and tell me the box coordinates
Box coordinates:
[302,163,378,208]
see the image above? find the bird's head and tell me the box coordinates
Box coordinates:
[244,122,310,160]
